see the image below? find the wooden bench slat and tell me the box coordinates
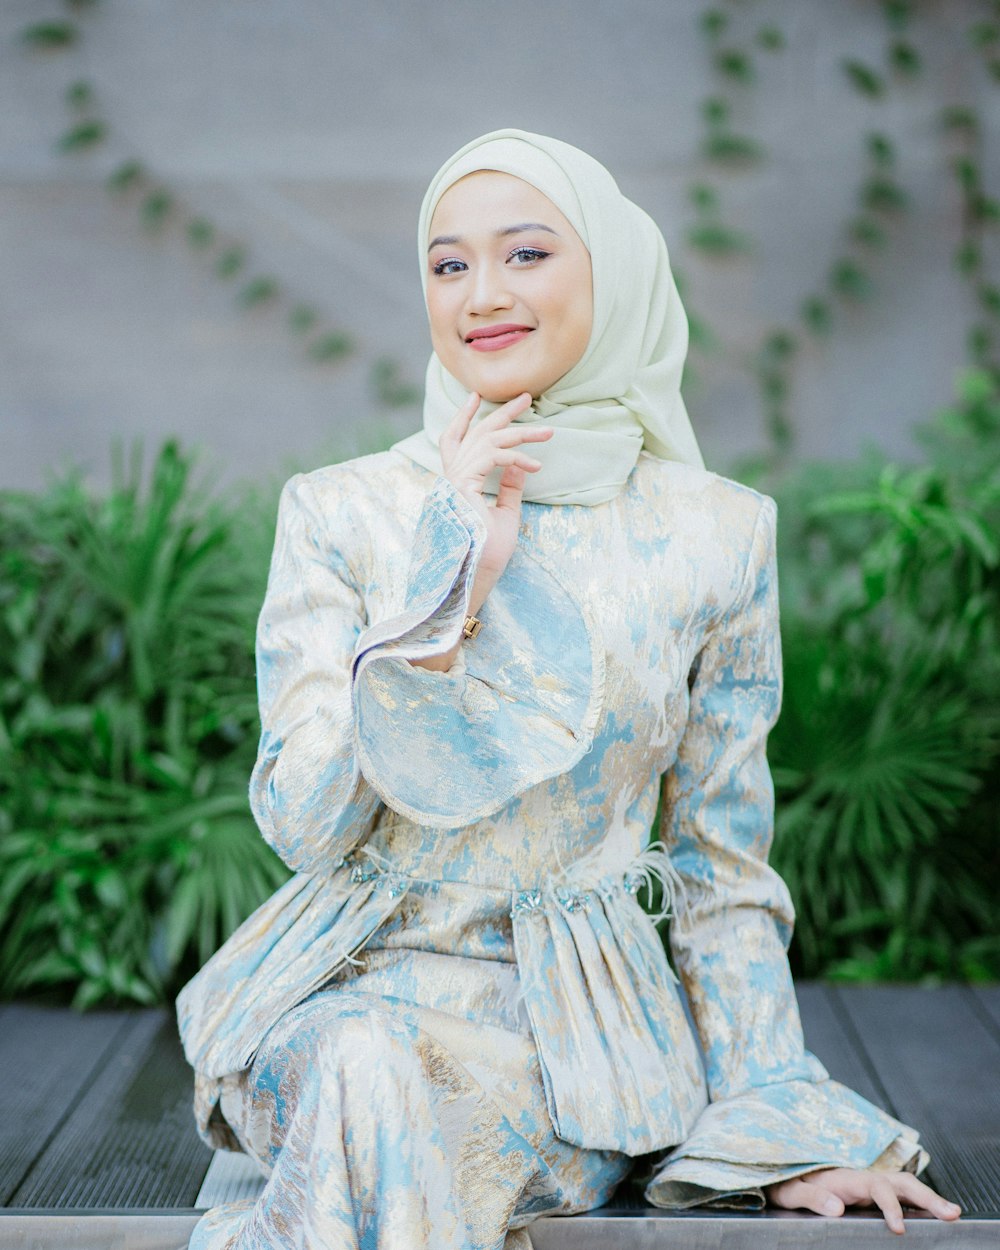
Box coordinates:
[9,1009,211,1209]
[830,985,1000,1216]
[0,1004,133,1206]
[796,982,895,1111]
[971,986,1000,1040]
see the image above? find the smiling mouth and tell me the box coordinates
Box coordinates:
[465,325,535,352]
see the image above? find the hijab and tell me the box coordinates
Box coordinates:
[393,128,704,506]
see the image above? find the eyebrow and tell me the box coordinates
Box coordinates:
[427,222,560,252]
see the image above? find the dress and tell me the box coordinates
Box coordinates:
[176,449,926,1250]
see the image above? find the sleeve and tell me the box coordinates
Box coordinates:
[250,470,603,871]
[645,496,927,1211]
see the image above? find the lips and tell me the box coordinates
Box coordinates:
[465,324,534,352]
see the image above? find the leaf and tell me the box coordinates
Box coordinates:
[701,97,729,128]
[861,176,907,214]
[866,132,895,168]
[843,60,885,98]
[955,239,981,276]
[56,120,107,152]
[289,304,318,334]
[889,40,921,76]
[969,22,1000,48]
[714,48,754,82]
[308,332,352,362]
[883,0,912,32]
[186,217,214,248]
[65,80,95,110]
[215,246,246,278]
[371,357,420,406]
[686,222,751,255]
[941,106,978,137]
[140,189,172,230]
[21,22,77,48]
[756,26,785,52]
[801,296,833,335]
[700,9,728,40]
[848,217,887,249]
[702,132,765,163]
[237,276,279,307]
[952,155,979,192]
[830,258,874,301]
[106,160,143,193]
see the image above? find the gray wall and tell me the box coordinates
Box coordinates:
[3,0,996,493]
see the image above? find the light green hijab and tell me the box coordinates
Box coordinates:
[394,128,704,505]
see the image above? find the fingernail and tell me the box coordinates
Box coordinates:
[823,1198,841,1215]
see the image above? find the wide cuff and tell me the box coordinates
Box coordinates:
[644,1078,925,1211]
[353,477,606,829]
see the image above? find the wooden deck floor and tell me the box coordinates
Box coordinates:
[1,984,997,1246]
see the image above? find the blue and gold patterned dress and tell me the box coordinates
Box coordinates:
[177,449,925,1250]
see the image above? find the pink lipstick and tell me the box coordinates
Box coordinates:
[465,324,534,352]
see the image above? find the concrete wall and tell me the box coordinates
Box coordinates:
[3,0,997,493]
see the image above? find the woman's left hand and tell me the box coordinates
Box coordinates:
[764,1167,962,1234]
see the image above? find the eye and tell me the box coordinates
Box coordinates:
[431,256,467,276]
[508,246,551,265]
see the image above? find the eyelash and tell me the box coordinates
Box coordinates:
[431,246,551,276]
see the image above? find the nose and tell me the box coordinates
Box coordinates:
[466,261,515,316]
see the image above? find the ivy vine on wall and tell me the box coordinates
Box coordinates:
[19,0,1000,437]
[682,0,1000,462]
[20,0,421,408]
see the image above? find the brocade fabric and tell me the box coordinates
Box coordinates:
[176,450,925,1249]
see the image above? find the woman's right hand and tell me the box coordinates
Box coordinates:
[412,391,551,673]
[439,390,553,613]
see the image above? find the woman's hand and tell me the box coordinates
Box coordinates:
[765,1167,961,1234]
[412,391,552,673]
[440,390,552,598]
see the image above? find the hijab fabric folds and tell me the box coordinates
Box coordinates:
[394,128,704,506]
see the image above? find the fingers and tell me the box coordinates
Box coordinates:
[893,1172,962,1222]
[442,390,552,490]
[768,1177,845,1218]
[475,391,533,430]
[770,1167,964,1234]
[869,1175,905,1235]
[440,391,481,454]
[495,463,527,514]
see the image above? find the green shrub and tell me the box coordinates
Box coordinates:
[763,368,1000,981]
[0,444,289,1008]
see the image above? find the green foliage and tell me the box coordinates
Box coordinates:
[687,221,752,256]
[371,357,421,407]
[56,120,106,153]
[758,369,1000,982]
[140,189,173,231]
[107,160,143,193]
[215,247,247,279]
[237,277,280,308]
[843,60,886,98]
[21,22,78,49]
[185,218,215,249]
[0,445,290,1008]
[308,331,353,363]
[65,81,94,110]
[888,40,921,76]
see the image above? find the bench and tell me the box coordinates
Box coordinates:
[1,984,997,1246]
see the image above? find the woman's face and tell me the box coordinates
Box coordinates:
[425,171,593,403]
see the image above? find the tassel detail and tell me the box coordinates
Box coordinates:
[621,839,686,927]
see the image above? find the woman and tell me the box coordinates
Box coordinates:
[177,129,961,1249]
